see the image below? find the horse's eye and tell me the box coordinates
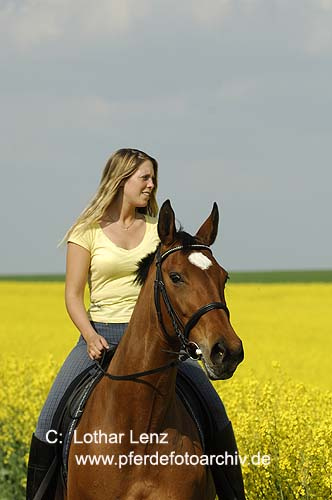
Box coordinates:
[169,272,182,283]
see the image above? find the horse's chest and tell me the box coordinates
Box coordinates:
[108,459,212,500]
[124,471,212,499]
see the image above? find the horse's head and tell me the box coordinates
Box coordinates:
[154,199,244,380]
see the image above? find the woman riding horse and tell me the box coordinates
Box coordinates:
[26,148,246,499]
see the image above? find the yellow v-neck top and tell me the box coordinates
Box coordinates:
[68,215,160,322]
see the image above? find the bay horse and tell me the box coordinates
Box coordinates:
[65,200,244,500]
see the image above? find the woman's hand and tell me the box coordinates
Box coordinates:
[86,333,110,360]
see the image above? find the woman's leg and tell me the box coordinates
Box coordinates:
[177,359,246,500]
[35,335,94,442]
[177,358,229,431]
[27,335,94,499]
[27,322,128,500]
[35,322,127,441]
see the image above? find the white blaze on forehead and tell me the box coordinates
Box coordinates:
[188,252,212,270]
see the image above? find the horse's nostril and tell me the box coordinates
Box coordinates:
[211,342,226,364]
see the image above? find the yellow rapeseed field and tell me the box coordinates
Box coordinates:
[0,282,331,499]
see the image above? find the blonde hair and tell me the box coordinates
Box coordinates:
[62,148,158,243]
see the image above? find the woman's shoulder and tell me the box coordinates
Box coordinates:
[70,221,99,237]
[67,221,99,250]
[144,214,160,249]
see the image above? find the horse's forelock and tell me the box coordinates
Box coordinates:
[175,230,198,250]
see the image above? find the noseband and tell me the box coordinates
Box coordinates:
[154,244,230,360]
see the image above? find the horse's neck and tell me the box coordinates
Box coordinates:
[106,283,178,432]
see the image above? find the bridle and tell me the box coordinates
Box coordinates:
[95,243,230,381]
[154,243,230,361]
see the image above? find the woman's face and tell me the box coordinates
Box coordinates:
[123,160,155,208]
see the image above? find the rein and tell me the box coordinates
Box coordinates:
[95,357,180,381]
[96,243,230,381]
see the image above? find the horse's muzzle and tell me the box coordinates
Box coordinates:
[203,340,244,380]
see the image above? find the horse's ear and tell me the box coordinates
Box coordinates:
[195,202,219,246]
[158,199,176,245]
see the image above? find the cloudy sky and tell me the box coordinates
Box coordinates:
[1,0,331,274]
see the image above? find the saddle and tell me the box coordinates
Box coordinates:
[51,348,214,488]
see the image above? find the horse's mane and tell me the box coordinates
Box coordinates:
[134,228,198,286]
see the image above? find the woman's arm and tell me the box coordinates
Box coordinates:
[65,242,109,359]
